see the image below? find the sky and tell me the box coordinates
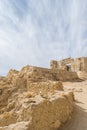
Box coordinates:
[0,0,87,75]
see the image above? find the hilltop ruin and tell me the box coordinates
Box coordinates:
[0,57,87,130]
[50,57,87,72]
[50,57,87,79]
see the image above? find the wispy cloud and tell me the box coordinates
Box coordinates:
[0,0,87,75]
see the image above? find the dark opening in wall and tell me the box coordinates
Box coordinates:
[66,64,71,71]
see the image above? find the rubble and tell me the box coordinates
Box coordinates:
[0,65,74,130]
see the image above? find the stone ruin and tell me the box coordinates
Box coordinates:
[50,57,87,72]
[50,57,87,79]
[0,67,74,130]
[0,57,86,130]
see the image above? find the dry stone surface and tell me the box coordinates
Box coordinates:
[0,66,74,130]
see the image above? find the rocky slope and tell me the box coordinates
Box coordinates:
[0,66,74,130]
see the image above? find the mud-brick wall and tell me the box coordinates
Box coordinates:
[84,57,87,72]
[55,69,79,81]
[26,66,79,82]
[71,57,87,72]
[27,66,55,82]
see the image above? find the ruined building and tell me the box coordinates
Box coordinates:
[50,57,87,72]
[0,57,87,130]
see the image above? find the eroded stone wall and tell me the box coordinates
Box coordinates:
[19,65,79,82]
[50,57,87,72]
[0,67,74,130]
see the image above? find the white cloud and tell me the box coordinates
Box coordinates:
[0,0,87,75]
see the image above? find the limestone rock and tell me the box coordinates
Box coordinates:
[0,121,29,130]
[0,65,74,130]
[27,81,63,95]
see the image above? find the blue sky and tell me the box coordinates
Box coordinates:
[0,0,87,75]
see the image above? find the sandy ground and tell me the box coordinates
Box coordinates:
[59,80,87,130]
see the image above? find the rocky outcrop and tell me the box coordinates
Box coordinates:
[27,81,63,95]
[0,66,74,130]
[0,91,74,130]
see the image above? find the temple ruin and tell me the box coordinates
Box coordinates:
[50,57,87,72]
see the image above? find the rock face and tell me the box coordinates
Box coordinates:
[0,66,74,130]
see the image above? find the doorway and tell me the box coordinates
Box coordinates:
[66,64,71,71]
